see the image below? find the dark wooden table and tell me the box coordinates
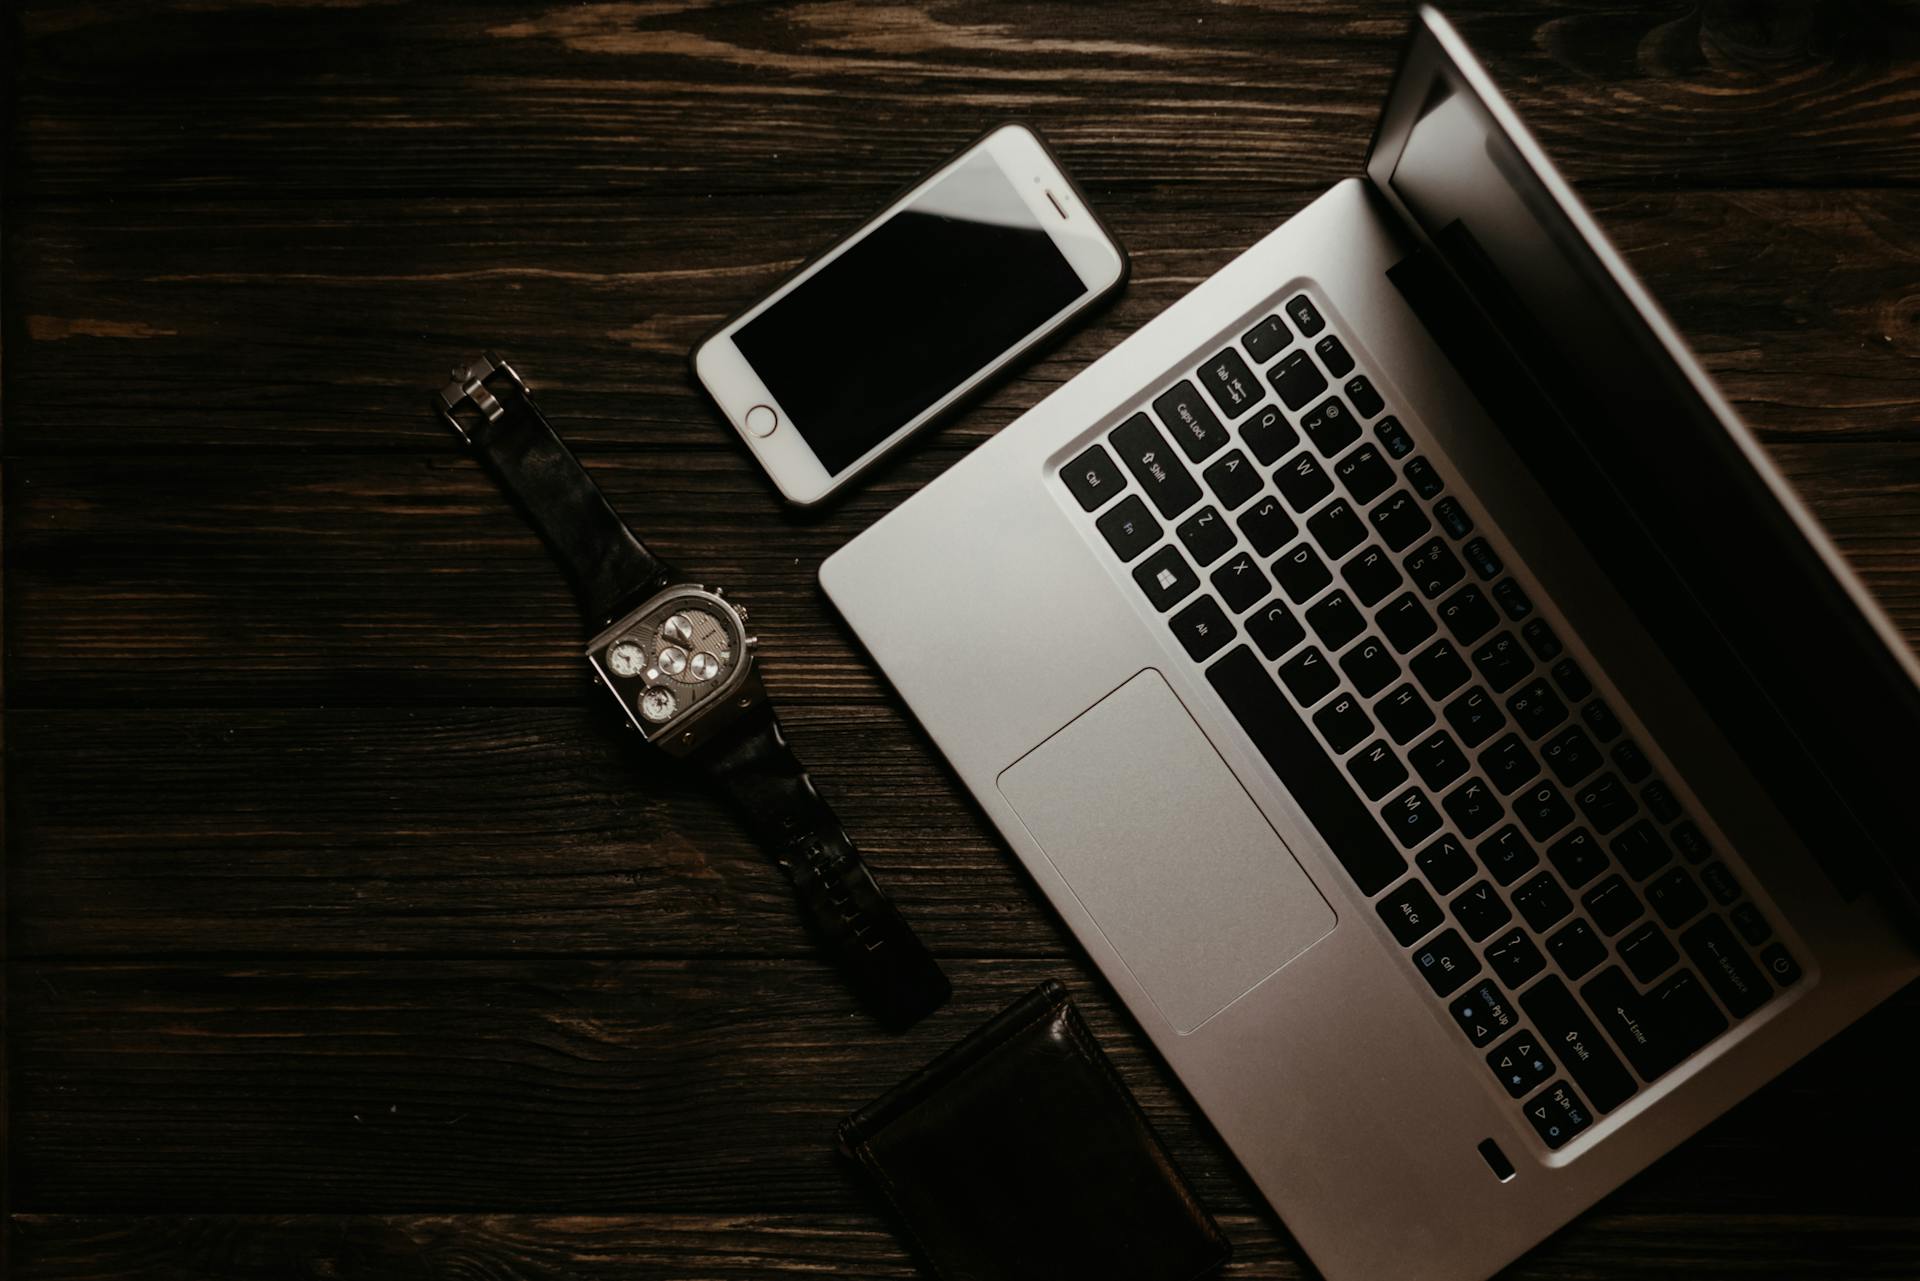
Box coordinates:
[7,2,1920,1277]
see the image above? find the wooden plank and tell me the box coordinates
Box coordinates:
[8,190,1920,453]
[12,1211,1920,1280]
[6,705,1037,958]
[12,3,1920,200]
[9,441,1920,708]
[9,960,1919,1217]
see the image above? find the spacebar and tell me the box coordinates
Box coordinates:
[1205,645,1406,895]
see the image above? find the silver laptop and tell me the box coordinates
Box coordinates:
[820,9,1920,1279]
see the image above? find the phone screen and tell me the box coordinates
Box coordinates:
[733,149,1088,475]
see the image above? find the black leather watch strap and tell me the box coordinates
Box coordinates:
[704,702,951,1030]
[438,354,672,627]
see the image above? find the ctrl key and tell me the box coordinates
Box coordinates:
[1411,927,1482,997]
[1524,1081,1593,1150]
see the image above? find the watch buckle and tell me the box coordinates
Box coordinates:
[434,351,526,444]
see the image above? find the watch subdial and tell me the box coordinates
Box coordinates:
[656,644,689,677]
[660,613,695,645]
[688,651,721,682]
[638,686,678,723]
[607,639,647,678]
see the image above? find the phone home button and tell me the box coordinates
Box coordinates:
[744,404,779,437]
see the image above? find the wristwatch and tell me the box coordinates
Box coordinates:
[434,353,950,1030]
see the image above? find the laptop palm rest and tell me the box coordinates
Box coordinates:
[997,669,1337,1033]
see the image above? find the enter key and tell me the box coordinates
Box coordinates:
[1583,965,1730,1084]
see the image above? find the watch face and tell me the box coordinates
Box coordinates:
[589,591,748,738]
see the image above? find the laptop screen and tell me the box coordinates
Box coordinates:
[1368,14,1920,921]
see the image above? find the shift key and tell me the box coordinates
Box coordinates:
[1110,412,1202,518]
[1519,975,1637,1112]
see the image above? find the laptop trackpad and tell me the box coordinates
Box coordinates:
[997,669,1337,1034]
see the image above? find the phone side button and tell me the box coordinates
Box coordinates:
[745,404,779,437]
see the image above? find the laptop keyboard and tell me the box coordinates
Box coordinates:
[1059,289,1802,1153]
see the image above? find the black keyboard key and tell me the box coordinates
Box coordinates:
[1374,415,1414,458]
[1478,824,1537,886]
[1236,494,1297,556]
[1410,639,1471,699]
[1197,348,1263,420]
[1542,726,1604,786]
[1584,965,1727,1084]
[1279,646,1339,705]
[1583,874,1643,936]
[1350,739,1411,801]
[1611,819,1672,880]
[1305,590,1366,651]
[1284,293,1325,337]
[1672,820,1711,863]
[1242,313,1291,364]
[1338,636,1400,697]
[1487,928,1547,989]
[1700,860,1741,906]
[1313,692,1373,754]
[1370,490,1432,552]
[1450,979,1518,1047]
[1239,403,1298,465]
[1443,686,1506,748]
[1731,901,1772,945]
[1096,494,1159,563]
[1270,349,1327,411]
[1063,443,1126,511]
[1341,545,1403,607]
[1377,876,1443,945]
[1247,599,1307,660]
[1515,778,1575,841]
[1618,921,1679,984]
[1643,779,1681,824]
[1439,584,1499,644]
[1646,867,1708,929]
[1521,619,1561,661]
[1307,497,1367,559]
[1462,536,1502,580]
[1575,773,1637,835]
[1547,918,1608,981]
[1520,975,1636,1111]
[1377,684,1436,745]
[1276,451,1335,511]
[1404,456,1445,501]
[1202,448,1262,510]
[1385,787,1444,850]
[1488,1030,1556,1098]
[1493,578,1533,620]
[1169,595,1234,662]
[1274,543,1332,602]
[1506,679,1569,739]
[1411,928,1481,996]
[1434,496,1473,539]
[1551,658,1593,702]
[1344,375,1384,418]
[1547,828,1608,889]
[1153,379,1231,461]
[1301,396,1362,457]
[1335,443,1396,505]
[1443,776,1504,839]
[1760,943,1802,987]
[1681,915,1771,1017]
[1380,593,1438,655]
[1210,552,1271,613]
[1175,504,1235,566]
[1205,647,1406,895]
[1479,733,1540,795]
[1133,545,1199,611]
[1610,739,1652,783]
[1314,333,1355,378]
[1514,872,1573,932]
[1471,632,1533,694]
[1418,834,1476,895]
[1524,1081,1594,1150]
[1404,536,1466,599]
[1111,412,1202,518]
[1409,730,1468,788]
[1581,699,1622,742]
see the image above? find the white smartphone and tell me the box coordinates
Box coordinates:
[692,123,1129,506]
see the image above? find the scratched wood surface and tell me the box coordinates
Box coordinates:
[7,1,1920,1277]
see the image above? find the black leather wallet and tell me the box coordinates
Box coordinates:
[837,980,1230,1281]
